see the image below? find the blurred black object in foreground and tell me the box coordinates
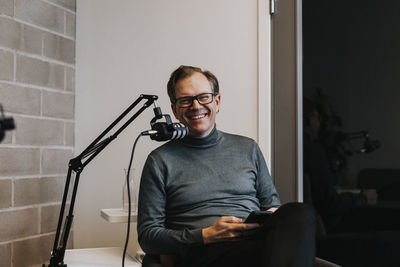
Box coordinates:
[0,104,15,142]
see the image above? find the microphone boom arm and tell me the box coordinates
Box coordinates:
[43,94,158,267]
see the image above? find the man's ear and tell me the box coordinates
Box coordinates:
[171,103,178,118]
[214,93,221,111]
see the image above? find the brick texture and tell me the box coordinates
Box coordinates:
[0,0,76,265]
[65,122,74,146]
[0,0,13,16]
[0,16,21,49]
[0,49,13,81]
[66,12,76,38]
[11,233,73,266]
[12,234,54,267]
[40,204,60,234]
[0,17,42,55]
[0,208,39,242]
[0,82,41,115]
[0,179,12,209]
[43,32,75,64]
[16,55,64,89]
[14,176,65,206]
[40,203,71,234]
[0,242,11,267]
[42,91,74,119]
[20,24,43,55]
[0,147,40,176]
[15,0,64,34]
[48,0,76,12]
[65,67,75,91]
[41,148,73,175]
[14,117,64,146]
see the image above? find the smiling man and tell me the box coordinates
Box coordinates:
[137,66,316,267]
[170,71,220,138]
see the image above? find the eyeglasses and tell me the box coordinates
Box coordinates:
[174,93,217,108]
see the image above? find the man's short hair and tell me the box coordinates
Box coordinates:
[167,65,219,104]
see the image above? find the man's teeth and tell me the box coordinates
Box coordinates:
[191,114,206,119]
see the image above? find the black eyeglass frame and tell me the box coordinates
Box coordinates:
[174,93,218,108]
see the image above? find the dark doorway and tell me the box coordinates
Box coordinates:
[302,1,400,265]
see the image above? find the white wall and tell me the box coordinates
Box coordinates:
[75,0,271,250]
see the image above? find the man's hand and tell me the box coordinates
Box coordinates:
[202,216,260,244]
[267,207,278,213]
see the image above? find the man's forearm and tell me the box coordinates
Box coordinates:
[139,226,204,255]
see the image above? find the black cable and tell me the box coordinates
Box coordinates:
[122,133,143,267]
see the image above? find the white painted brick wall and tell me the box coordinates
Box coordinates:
[0,0,76,266]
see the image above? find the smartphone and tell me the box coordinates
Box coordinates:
[244,210,273,224]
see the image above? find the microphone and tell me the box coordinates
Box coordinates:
[142,122,188,141]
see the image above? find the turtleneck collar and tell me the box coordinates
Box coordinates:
[181,125,221,148]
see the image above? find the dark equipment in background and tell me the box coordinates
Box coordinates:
[334,130,380,155]
[0,104,15,142]
[310,88,380,179]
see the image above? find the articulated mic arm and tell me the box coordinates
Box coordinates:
[43,94,158,267]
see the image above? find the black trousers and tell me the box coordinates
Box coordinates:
[177,203,316,267]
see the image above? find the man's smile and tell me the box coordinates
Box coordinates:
[190,114,206,120]
[188,113,207,120]
[186,110,209,121]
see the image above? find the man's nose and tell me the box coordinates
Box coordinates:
[190,98,202,109]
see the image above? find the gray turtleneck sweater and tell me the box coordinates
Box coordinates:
[137,128,280,255]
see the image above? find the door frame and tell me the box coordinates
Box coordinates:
[270,0,303,203]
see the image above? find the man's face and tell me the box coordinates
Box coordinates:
[172,72,221,138]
